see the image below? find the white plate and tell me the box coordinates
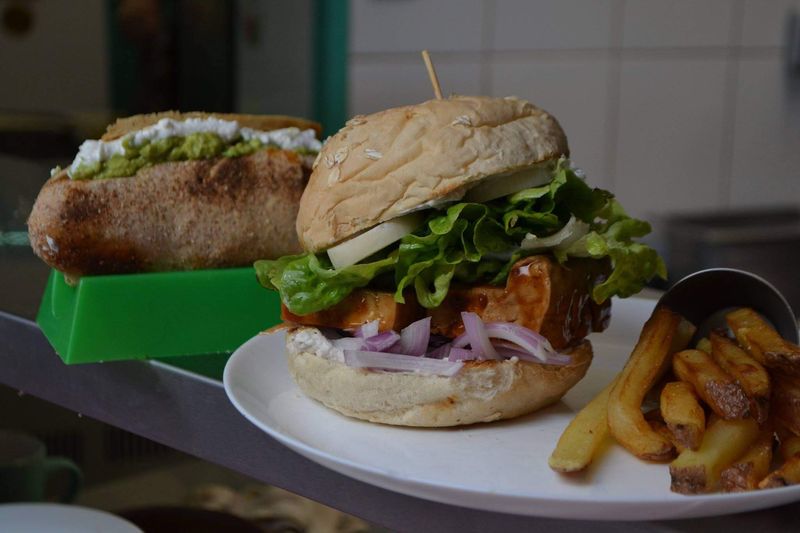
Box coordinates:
[0,503,142,532]
[224,297,800,521]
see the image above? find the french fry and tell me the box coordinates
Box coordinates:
[710,331,770,424]
[759,456,800,489]
[673,349,750,419]
[726,308,800,374]
[608,307,696,461]
[771,373,800,436]
[669,417,760,494]
[719,429,774,492]
[696,337,712,354]
[660,381,705,450]
[649,418,685,455]
[548,379,616,473]
[767,433,800,486]
[778,434,800,461]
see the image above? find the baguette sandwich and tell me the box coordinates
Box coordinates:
[28,112,322,280]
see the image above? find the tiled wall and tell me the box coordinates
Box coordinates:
[347,0,800,222]
[0,0,108,113]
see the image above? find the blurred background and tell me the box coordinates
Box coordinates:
[1,0,799,529]
[2,0,800,308]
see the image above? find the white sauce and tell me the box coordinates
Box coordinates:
[68,117,322,177]
[287,328,344,363]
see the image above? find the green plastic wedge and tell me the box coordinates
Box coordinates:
[36,268,281,366]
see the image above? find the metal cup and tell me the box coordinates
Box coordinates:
[657,268,798,344]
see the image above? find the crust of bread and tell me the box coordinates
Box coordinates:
[27,149,307,277]
[285,327,592,427]
[101,111,321,141]
[296,95,569,252]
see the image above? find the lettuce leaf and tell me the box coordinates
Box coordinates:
[257,158,666,315]
[254,252,396,316]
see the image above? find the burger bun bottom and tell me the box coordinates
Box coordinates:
[285,327,593,427]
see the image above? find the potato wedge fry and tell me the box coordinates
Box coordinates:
[778,434,800,461]
[719,429,774,492]
[608,307,696,461]
[696,337,712,354]
[660,381,705,450]
[673,349,749,419]
[710,331,770,424]
[649,418,685,455]
[759,455,800,489]
[549,379,616,473]
[669,417,760,494]
[726,308,800,374]
[771,373,800,436]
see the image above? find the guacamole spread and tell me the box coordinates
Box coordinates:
[71,133,272,180]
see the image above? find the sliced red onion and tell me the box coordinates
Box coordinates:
[493,342,571,365]
[343,350,463,377]
[483,322,558,363]
[354,320,380,339]
[427,342,452,360]
[397,317,431,356]
[331,337,365,352]
[448,347,477,362]
[363,330,401,352]
[457,312,500,360]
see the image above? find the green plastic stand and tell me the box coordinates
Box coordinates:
[36,268,281,370]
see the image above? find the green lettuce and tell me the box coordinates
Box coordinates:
[254,252,396,315]
[256,158,666,315]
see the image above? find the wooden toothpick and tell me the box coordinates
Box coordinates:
[421,50,443,100]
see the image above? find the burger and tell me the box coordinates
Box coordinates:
[256,95,665,427]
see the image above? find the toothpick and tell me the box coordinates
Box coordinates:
[421,50,443,100]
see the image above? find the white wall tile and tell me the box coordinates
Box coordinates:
[492,0,616,50]
[740,0,800,47]
[622,0,734,48]
[348,58,482,116]
[350,0,484,53]
[615,59,728,219]
[490,56,612,189]
[729,57,800,207]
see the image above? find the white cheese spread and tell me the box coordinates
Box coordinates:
[286,328,345,363]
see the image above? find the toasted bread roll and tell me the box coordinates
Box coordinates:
[102,111,321,141]
[28,148,307,278]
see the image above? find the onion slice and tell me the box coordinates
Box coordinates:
[448,347,476,362]
[363,330,401,352]
[354,320,379,339]
[459,312,500,360]
[483,322,558,363]
[397,317,431,356]
[344,350,464,377]
[331,337,364,352]
[327,212,424,269]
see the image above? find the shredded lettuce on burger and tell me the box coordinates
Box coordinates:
[256,157,666,316]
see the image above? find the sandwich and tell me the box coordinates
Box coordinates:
[256,95,665,427]
[28,112,322,281]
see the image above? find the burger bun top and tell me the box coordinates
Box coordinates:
[297,95,568,252]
